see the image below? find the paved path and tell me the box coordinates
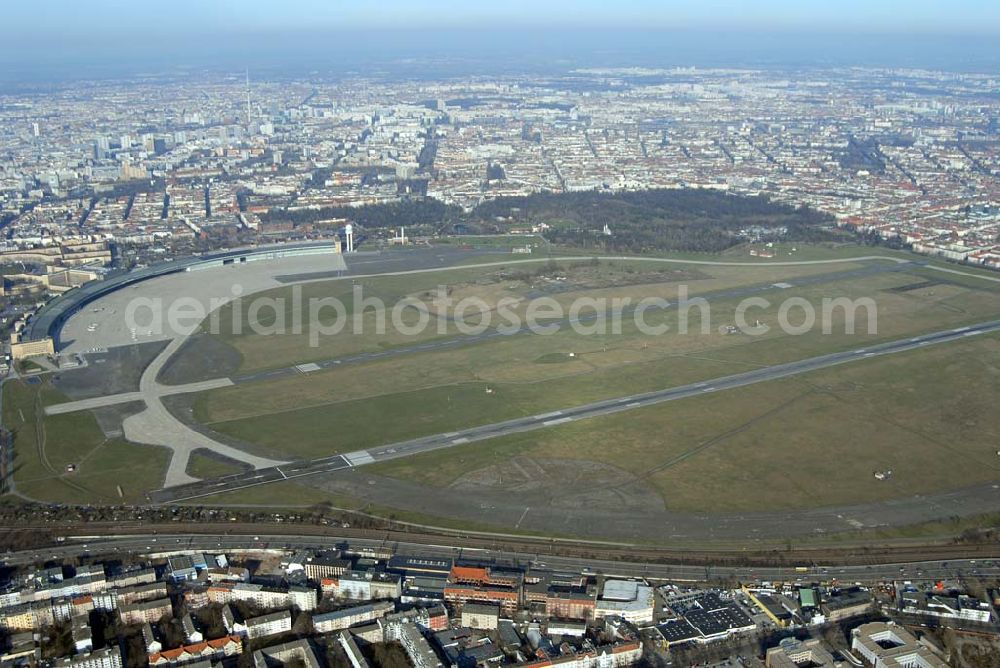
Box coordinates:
[121,337,286,487]
[151,318,1000,503]
[37,250,1000,500]
[44,378,233,415]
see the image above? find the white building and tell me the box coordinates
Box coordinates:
[245,610,292,639]
[396,621,442,668]
[900,592,993,624]
[54,647,123,668]
[461,603,500,631]
[595,581,654,625]
[851,622,947,668]
[313,601,394,633]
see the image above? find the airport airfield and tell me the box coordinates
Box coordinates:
[6,243,1000,544]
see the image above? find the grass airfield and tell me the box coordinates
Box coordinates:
[6,243,1000,538]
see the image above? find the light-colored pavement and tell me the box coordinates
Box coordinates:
[44,378,233,416]
[121,336,286,487]
[150,318,1000,503]
[58,252,349,354]
[38,249,1000,503]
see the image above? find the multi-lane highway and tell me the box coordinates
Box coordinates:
[150,318,1000,503]
[4,533,997,585]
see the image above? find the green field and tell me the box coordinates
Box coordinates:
[368,332,1000,512]
[8,242,1000,531]
[185,452,247,480]
[191,261,1000,463]
[3,379,169,504]
[170,247,1000,521]
[202,252,906,373]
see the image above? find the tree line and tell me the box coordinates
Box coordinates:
[259,187,840,253]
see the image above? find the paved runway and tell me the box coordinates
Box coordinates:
[231,259,920,386]
[150,318,1000,503]
[45,258,914,404]
[44,378,233,415]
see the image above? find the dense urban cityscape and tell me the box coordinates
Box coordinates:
[2,67,1000,262]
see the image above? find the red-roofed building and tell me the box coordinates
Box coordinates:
[148,635,243,666]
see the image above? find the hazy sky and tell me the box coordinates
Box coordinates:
[7,0,1000,37]
[2,0,999,83]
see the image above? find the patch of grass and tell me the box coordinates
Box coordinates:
[15,359,45,374]
[204,254,900,373]
[3,378,169,504]
[535,352,581,364]
[186,481,345,508]
[186,452,247,480]
[194,267,1000,439]
[835,512,1000,543]
[370,333,1000,513]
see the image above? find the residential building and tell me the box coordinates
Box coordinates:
[313,601,394,633]
[251,639,321,668]
[119,598,172,626]
[545,590,596,621]
[516,641,641,668]
[396,621,443,668]
[338,631,371,668]
[245,610,292,639]
[460,603,500,631]
[54,647,123,668]
[148,636,243,666]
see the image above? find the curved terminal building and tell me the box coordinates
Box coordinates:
[26,240,343,352]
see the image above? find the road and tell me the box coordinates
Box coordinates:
[4,533,997,585]
[150,318,1000,503]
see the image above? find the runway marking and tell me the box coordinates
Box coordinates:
[295,362,321,373]
[515,506,531,528]
[451,437,470,445]
[626,402,641,408]
[148,317,1000,502]
[343,451,374,466]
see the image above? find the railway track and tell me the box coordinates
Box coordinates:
[0,521,996,567]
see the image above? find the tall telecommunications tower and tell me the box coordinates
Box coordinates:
[245,69,252,132]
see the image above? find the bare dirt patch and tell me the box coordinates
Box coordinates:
[448,456,665,511]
